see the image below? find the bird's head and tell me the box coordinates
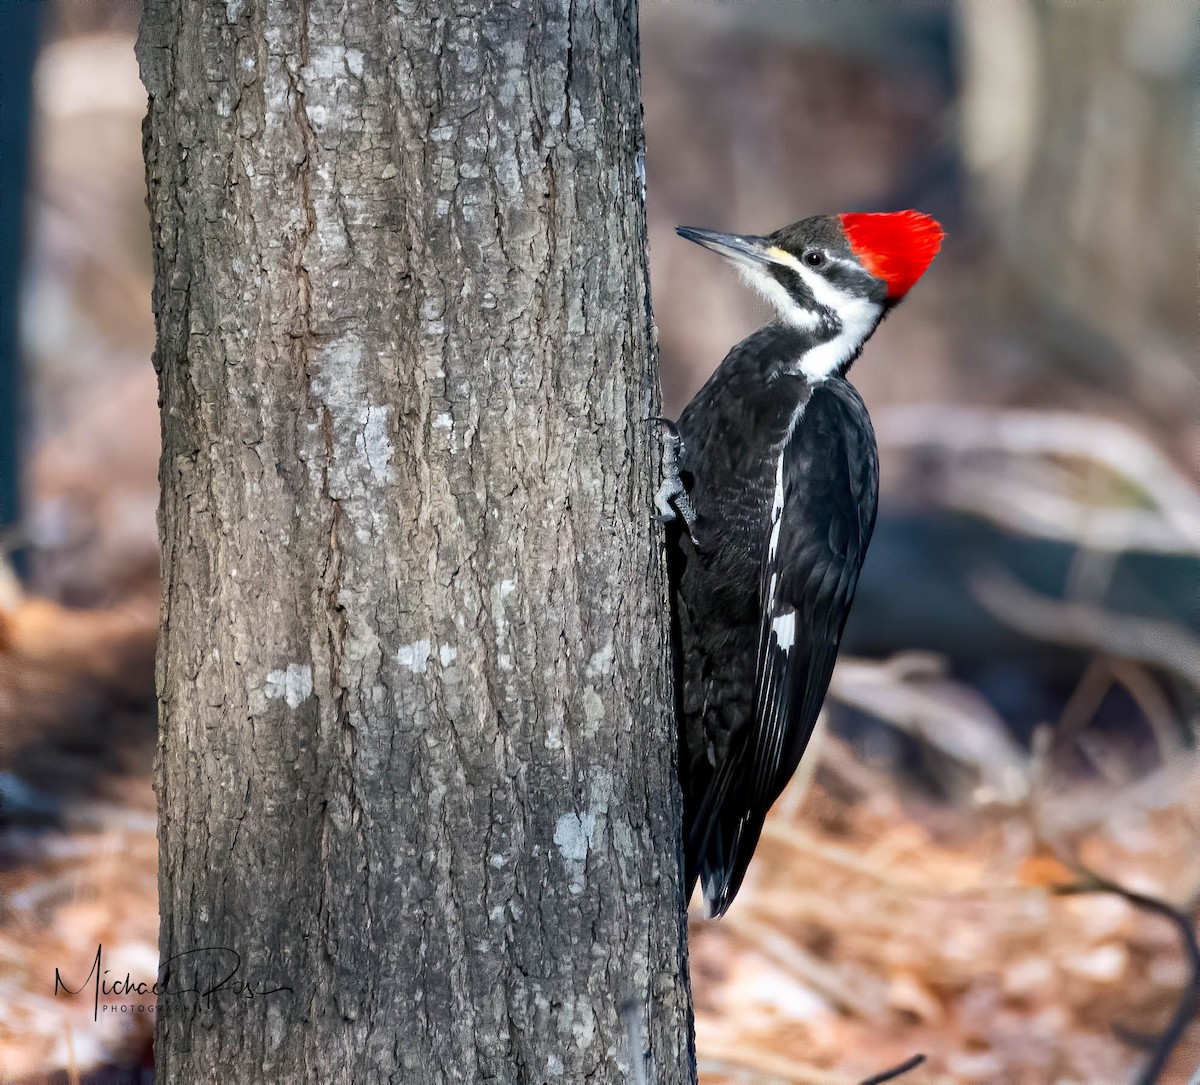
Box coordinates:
[676,210,944,380]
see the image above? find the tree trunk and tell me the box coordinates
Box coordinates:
[138,1,694,1081]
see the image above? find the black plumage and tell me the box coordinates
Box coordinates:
[670,332,879,915]
[663,211,942,916]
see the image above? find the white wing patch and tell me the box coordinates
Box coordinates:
[772,610,797,650]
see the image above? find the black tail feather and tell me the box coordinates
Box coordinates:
[685,748,767,917]
[691,805,767,918]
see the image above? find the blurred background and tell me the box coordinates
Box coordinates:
[0,1,1196,1081]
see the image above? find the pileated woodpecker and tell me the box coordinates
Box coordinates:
[658,210,944,917]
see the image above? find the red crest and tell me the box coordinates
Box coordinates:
[838,211,944,299]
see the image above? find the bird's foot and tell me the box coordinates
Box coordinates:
[649,417,700,536]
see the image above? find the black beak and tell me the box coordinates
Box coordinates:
[676,226,773,267]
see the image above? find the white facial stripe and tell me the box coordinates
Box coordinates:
[789,251,854,310]
[765,246,883,377]
[728,245,883,369]
[774,251,881,381]
[767,245,849,307]
[737,263,821,330]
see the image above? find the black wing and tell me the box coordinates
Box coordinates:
[692,378,879,916]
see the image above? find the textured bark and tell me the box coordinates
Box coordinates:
[138,1,693,1081]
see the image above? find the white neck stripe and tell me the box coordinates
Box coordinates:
[728,245,884,380]
[790,256,882,382]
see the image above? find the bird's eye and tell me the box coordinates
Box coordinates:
[802,250,826,268]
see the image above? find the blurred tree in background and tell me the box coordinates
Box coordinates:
[0,4,40,576]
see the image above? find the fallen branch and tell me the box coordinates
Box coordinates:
[858,1054,926,1085]
[1106,658,1187,766]
[726,910,886,1020]
[877,406,1200,554]
[697,1043,855,1085]
[1054,874,1200,1085]
[696,1045,929,1085]
[1028,671,1200,1085]
[830,655,1030,804]
[971,566,1200,690]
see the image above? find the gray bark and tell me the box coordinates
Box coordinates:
[137,1,694,1081]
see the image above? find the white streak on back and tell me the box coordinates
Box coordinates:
[767,453,785,560]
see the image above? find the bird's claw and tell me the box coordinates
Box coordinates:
[649,416,700,536]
